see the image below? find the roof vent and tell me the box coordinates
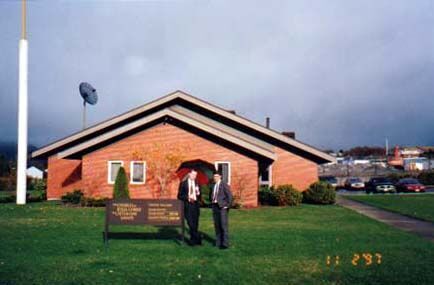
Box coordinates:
[266,117,270,128]
[282,131,295,139]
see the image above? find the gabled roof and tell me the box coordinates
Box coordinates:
[57,107,277,160]
[32,90,335,163]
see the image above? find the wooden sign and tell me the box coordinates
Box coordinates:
[104,199,184,246]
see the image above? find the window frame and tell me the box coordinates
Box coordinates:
[107,160,124,184]
[130,161,146,185]
[214,161,231,185]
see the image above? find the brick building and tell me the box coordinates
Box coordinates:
[32,90,335,207]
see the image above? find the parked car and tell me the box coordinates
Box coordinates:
[344,177,365,190]
[365,177,396,194]
[319,176,338,188]
[395,178,426,193]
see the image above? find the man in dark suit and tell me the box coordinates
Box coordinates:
[177,169,202,245]
[210,171,233,249]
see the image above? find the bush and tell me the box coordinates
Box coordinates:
[80,196,108,207]
[273,185,303,206]
[0,194,15,203]
[33,179,46,192]
[258,186,275,205]
[200,184,211,206]
[231,198,242,209]
[0,176,16,192]
[61,189,84,204]
[417,171,434,185]
[387,172,412,183]
[258,185,302,206]
[28,190,46,202]
[113,167,130,199]
[303,181,336,205]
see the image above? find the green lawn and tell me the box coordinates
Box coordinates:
[347,194,434,223]
[0,202,433,285]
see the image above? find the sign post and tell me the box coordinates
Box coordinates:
[104,199,185,247]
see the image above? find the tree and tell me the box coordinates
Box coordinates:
[113,166,130,199]
[0,154,9,176]
[132,143,188,198]
[344,146,386,158]
[230,171,249,208]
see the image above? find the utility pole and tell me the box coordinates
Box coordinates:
[385,138,389,156]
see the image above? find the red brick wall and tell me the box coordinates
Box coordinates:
[81,123,260,207]
[272,147,318,191]
[46,156,82,199]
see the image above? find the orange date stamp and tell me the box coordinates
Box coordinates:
[326,253,382,266]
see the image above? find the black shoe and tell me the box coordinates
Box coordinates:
[219,245,229,250]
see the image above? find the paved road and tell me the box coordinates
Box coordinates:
[336,196,434,242]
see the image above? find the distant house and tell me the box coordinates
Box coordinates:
[31,90,335,207]
[400,147,424,158]
[26,166,43,179]
[403,157,429,171]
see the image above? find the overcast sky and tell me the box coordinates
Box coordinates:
[0,0,433,151]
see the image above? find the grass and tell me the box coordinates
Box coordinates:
[0,202,433,285]
[346,194,434,223]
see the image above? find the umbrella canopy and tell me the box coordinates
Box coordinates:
[176,160,216,185]
[177,168,209,185]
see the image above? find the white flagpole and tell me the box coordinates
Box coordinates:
[17,0,28,205]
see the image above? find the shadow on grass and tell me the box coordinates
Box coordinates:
[103,227,216,246]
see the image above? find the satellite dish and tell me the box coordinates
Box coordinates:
[79,82,98,105]
[79,82,98,129]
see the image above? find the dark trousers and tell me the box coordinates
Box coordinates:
[184,201,201,244]
[212,203,229,247]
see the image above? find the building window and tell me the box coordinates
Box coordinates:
[215,161,231,185]
[259,164,272,187]
[108,161,123,184]
[130,161,146,184]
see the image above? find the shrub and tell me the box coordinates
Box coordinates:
[33,179,46,192]
[0,194,15,203]
[387,172,412,183]
[61,189,84,204]
[80,196,108,207]
[200,184,211,206]
[231,198,242,209]
[26,180,47,202]
[113,167,130,199]
[0,176,16,192]
[417,171,434,185]
[28,190,46,202]
[231,189,243,209]
[258,186,275,205]
[273,185,303,206]
[303,181,336,205]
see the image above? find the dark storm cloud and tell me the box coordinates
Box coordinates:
[0,0,433,150]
